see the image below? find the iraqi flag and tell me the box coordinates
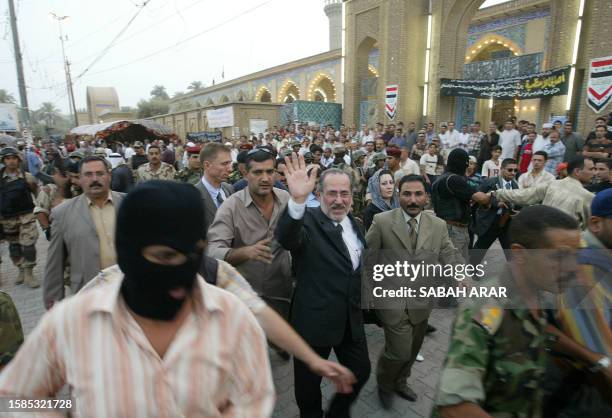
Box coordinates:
[587,56,612,113]
[385,85,399,120]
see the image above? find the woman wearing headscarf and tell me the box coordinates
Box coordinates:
[362,169,398,231]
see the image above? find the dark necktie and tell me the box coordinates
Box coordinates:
[505,182,512,190]
[408,218,417,250]
[216,192,224,207]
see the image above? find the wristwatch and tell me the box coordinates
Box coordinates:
[589,356,611,372]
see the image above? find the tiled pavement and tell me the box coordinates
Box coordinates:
[2,232,505,417]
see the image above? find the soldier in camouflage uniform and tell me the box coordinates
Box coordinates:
[0,291,24,371]
[174,145,202,185]
[136,144,176,183]
[331,145,364,218]
[0,147,39,288]
[435,205,582,418]
[350,150,367,219]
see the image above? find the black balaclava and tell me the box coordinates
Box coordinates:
[116,180,205,321]
[446,149,470,176]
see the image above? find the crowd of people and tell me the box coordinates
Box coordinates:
[0,112,610,417]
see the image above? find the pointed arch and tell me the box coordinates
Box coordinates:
[255,86,272,102]
[219,95,230,103]
[465,34,523,63]
[278,80,301,103]
[307,73,337,102]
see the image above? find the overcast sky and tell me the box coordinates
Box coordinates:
[1,0,507,115]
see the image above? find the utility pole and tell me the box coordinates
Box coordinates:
[7,0,31,128]
[50,12,78,127]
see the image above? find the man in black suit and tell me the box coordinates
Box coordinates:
[470,158,519,265]
[276,154,370,418]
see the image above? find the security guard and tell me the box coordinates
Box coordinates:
[0,147,39,287]
[435,205,582,418]
[174,145,202,185]
[431,149,489,261]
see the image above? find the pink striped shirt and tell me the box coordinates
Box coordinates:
[0,272,275,418]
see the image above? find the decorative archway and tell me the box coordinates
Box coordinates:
[307,73,337,102]
[205,98,214,106]
[465,34,522,63]
[219,95,230,103]
[236,90,246,102]
[278,80,301,103]
[354,36,380,128]
[255,86,272,102]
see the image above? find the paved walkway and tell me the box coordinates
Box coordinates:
[1,232,505,417]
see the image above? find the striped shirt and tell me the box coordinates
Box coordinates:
[0,270,275,418]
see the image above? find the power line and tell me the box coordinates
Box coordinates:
[84,0,275,78]
[68,0,209,68]
[74,0,152,80]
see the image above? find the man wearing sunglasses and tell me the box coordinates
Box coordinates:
[470,158,520,265]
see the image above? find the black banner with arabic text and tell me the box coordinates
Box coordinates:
[440,66,570,99]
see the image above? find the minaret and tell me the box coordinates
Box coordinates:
[324,0,342,51]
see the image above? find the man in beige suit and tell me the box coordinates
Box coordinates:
[43,156,125,309]
[365,174,462,408]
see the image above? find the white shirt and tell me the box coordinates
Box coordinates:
[401,158,421,175]
[287,199,363,270]
[532,134,550,153]
[124,146,135,160]
[446,130,462,150]
[420,153,439,176]
[481,160,501,178]
[499,129,522,159]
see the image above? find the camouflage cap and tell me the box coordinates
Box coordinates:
[291,140,301,147]
[94,147,107,156]
[352,150,366,160]
[333,144,346,153]
[281,149,294,157]
[68,150,85,160]
[303,152,314,163]
[371,152,387,163]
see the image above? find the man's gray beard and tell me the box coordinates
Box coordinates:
[320,200,349,223]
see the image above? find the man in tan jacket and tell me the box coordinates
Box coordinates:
[365,174,463,408]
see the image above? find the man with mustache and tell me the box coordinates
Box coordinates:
[276,154,371,418]
[207,147,294,357]
[43,156,126,309]
[1,181,276,417]
[366,174,463,408]
[436,205,582,418]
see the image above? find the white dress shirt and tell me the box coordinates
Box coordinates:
[201,176,227,207]
[288,199,363,270]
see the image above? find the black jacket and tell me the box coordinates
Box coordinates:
[475,176,518,236]
[275,206,366,347]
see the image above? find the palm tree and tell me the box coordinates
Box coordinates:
[0,89,16,104]
[187,81,203,91]
[34,102,61,129]
[150,85,169,100]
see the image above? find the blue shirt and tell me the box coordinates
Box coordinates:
[201,176,227,208]
[543,141,566,175]
[26,151,41,176]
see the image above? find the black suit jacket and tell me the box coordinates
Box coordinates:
[275,206,366,347]
[475,176,518,236]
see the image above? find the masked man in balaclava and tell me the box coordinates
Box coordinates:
[0,181,275,417]
[431,149,489,261]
